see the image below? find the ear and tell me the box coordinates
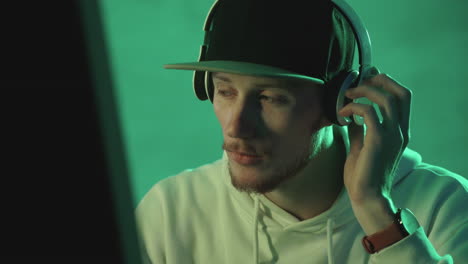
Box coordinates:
[317,88,334,129]
[308,113,333,135]
[318,115,334,129]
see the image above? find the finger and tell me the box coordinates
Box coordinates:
[361,66,380,81]
[347,120,365,156]
[362,74,412,147]
[338,102,382,133]
[345,84,399,126]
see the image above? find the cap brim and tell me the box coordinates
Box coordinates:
[164,60,324,85]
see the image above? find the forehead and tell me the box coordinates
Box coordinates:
[211,72,320,92]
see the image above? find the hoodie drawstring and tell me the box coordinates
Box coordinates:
[326,218,335,264]
[253,195,260,264]
[253,196,335,264]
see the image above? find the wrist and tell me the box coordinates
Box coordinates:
[351,195,397,235]
[361,208,420,254]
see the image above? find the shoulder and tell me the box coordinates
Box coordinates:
[157,158,225,194]
[394,161,468,205]
[395,148,467,193]
[135,157,229,243]
[406,162,468,192]
[393,160,468,215]
[136,158,227,214]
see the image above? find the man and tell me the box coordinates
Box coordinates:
[136,0,468,263]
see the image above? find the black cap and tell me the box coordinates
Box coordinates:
[165,0,355,84]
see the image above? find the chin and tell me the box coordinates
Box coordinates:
[228,162,282,194]
[227,152,311,194]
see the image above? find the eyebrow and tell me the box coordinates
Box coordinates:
[211,72,285,89]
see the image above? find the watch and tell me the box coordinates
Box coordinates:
[362,208,420,254]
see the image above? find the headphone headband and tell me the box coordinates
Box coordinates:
[330,0,372,84]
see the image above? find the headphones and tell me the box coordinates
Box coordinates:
[193,0,373,126]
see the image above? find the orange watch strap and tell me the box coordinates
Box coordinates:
[361,217,407,253]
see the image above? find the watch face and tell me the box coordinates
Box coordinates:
[400,208,420,234]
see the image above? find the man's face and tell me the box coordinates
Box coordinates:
[212,72,329,194]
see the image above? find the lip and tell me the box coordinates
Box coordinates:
[227,151,263,166]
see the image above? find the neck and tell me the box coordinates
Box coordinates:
[264,125,348,221]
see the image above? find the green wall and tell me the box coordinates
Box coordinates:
[100,0,468,207]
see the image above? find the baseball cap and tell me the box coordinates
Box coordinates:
[164,0,355,86]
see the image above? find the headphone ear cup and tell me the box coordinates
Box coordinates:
[205,71,214,102]
[323,70,358,126]
[193,70,209,101]
[193,43,210,101]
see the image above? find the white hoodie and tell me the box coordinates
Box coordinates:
[135,147,468,263]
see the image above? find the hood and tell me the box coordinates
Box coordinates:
[221,127,422,264]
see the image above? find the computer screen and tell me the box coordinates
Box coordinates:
[2,1,142,262]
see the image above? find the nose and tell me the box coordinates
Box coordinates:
[225,99,259,139]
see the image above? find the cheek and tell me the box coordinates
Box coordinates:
[266,108,322,154]
[213,101,227,128]
[261,110,290,132]
[263,106,318,137]
[263,112,310,151]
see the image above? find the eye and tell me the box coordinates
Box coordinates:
[259,94,289,105]
[215,86,235,98]
[218,90,233,96]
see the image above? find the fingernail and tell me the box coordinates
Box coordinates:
[362,66,380,81]
[369,66,380,76]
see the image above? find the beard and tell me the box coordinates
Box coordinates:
[228,144,312,194]
[223,124,327,195]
